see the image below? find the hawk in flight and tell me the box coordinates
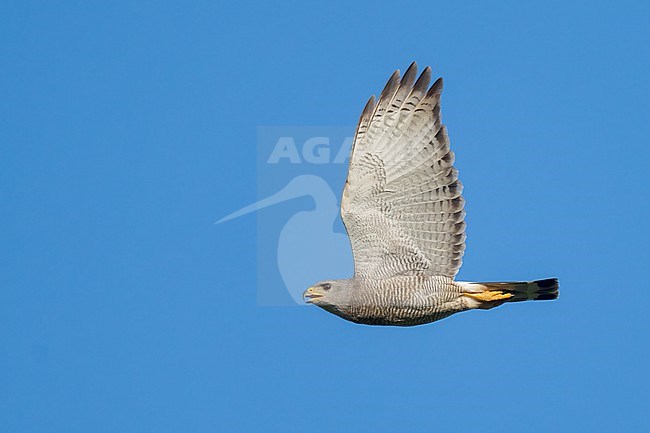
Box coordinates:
[303,63,558,326]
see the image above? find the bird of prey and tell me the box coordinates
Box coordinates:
[303,63,558,326]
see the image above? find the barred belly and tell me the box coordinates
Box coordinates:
[347,276,467,326]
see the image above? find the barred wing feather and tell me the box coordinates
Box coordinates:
[341,62,466,280]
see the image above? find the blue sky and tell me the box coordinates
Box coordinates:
[2,1,649,432]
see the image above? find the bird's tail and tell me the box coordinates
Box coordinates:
[461,278,559,309]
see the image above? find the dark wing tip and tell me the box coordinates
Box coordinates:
[427,77,444,97]
[403,62,418,83]
[412,66,432,94]
[394,62,419,99]
[364,94,377,110]
[374,69,400,106]
[360,95,376,119]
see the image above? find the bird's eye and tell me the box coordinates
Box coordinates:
[322,283,331,291]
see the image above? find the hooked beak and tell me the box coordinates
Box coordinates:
[303,287,324,304]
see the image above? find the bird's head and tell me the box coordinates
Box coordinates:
[303,279,352,310]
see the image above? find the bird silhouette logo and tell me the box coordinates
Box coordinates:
[217,127,354,305]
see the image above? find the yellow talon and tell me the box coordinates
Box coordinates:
[463,290,514,302]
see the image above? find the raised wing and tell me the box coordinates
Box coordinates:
[341,63,466,280]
